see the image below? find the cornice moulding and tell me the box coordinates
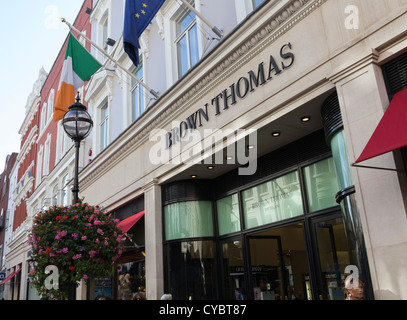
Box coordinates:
[80,0,326,190]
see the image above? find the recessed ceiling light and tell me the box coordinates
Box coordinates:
[247,145,256,149]
[301,116,311,122]
[271,132,281,137]
[191,175,198,178]
[225,156,233,160]
[207,166,215,170]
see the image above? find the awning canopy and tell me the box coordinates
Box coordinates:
[355,88,407,163]
[117,210,145,233]
[0,268,21,286]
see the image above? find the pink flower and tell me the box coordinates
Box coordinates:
[104,240,109,246]
[81,235,87,241]
[62,247,68,254]
[72,254,82,260]
[89,250,97,258]
[97,228,104,236]
[83,275,89,280]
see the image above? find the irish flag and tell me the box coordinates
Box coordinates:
[53,33,102,121]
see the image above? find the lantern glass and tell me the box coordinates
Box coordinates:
[63,108,93,140]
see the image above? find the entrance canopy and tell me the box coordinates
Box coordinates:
[355,88,407,163]
[117,210,145,233]
[0,268,21,286]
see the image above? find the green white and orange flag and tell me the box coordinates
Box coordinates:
[53,33,102,121]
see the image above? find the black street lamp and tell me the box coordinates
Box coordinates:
[62,93,93,300]
[62,93,93,204]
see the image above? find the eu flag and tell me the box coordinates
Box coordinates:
[123,0,166,67]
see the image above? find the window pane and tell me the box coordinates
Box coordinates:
[164,240,217,300]
[100,104,108,150]
[253,0,265,8]
[131,64,145,121]
[177,35,188,77]
[100,121,108,150]
[242,171,303,229]
[164,201,214,240]
[133,89,140,120]
[217,194,240,235]
[178,11,196,35]
[303,158,340,212]
[314,218,352,300]
[189,23,199,67]
[139,86,145,114]
[221,240,245,300]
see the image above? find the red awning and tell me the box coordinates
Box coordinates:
[355,88,407,163]
[117,210,145,233]
[0,268,21,286]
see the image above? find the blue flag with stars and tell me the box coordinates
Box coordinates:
[124,0,166,67]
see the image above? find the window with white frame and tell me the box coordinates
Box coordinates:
[131,60,145,122]
[175,6,199,78]
[62,174,69,206]
[2,176,6,198]
[43,136,51,176]
[101,12,109,51]
[52,184,58,206]
[40,103,47,132]
[37,147,43,184]
[99,102,109,151]
[47,89,55,121]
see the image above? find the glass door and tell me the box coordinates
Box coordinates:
[311,214,352,300]
[247,224,310,300]
[248,236,285,300]
[220,237,247,300]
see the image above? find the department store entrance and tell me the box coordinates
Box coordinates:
[220,214,353,300]
[248,224,309,300]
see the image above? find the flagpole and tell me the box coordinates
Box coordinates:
[61,18,159,99]
[177,0,223,39]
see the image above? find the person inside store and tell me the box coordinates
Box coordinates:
[133,292,146,300]
[344,277,364,300]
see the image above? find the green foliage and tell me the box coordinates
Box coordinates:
[28,202,125,299]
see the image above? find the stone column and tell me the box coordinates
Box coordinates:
[330,53,407,299]
[144,180,164,300]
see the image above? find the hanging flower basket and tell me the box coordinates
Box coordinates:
[28,201,125,300]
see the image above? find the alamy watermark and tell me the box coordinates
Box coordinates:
[44,5,60,30]
[44,265,59,290]
[149,125,257,176]
[344,5,359,30]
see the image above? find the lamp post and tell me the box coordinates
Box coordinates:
[62,93,93,300]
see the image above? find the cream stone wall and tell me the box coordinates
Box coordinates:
[80,0,407,299]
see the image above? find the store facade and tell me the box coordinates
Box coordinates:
[80,0,407,300]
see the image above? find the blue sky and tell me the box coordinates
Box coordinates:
[0,0,85,173]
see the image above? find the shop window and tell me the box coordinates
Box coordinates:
[221,239,245,300]
[216,194,241,235]
[242,171,303,229]
[164,240,217,300]
[116,260,146,300]
[313,217,352,300]
[164,201,214,240]
[303,157,340,212]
